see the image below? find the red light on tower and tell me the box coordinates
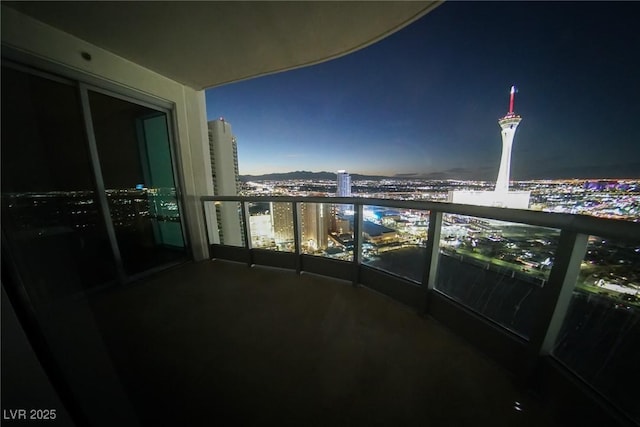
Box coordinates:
[508,86,516,114]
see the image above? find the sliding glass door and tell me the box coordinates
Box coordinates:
[87,90,186,276]
[1,66,116,302]
[1,63,188,303]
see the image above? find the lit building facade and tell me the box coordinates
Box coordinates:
[208,118,241,197]
[336,170,352,197]
[300,203,330,252]
[249,213,274,249]
[208,118,243,245]
[271,202,295,249]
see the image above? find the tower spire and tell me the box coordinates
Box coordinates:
[508,85,516,114]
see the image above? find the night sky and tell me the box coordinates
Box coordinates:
[205,2,640,180]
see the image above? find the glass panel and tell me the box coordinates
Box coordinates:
[300,202,353,261]
[88,91,186,275]
[204,201,245,247]
[436,214,560,338]
[362,205,429,282]
[248,202,295,251]
[1,66,116,302]
[553,236,640,423]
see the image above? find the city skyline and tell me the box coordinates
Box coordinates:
[205,2,640,180]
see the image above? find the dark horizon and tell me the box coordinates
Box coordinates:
[206,2,640,180]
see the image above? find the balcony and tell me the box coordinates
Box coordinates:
[5,195,638,426]
[1,3,638,426]
[201,195,640,427]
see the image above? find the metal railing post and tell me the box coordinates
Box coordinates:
[293,201,302,274]
[538,232,589,354]
[523,230,589,378]
[240,201,253,266]
[352,203,364,286]
[422,210,443,313]
[201,200,212,259]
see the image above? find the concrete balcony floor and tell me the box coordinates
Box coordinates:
[79,259,562,426]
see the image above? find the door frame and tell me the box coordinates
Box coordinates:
[1,49,193,287]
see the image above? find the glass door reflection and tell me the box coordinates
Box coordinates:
[88,90,186,276]
[1,66,117,302]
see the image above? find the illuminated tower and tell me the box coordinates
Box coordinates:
[495,86,522,193]
[448,86,529,209]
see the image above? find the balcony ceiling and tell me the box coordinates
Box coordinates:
[4,1,440,90]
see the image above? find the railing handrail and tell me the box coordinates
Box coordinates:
[200,195,639,240]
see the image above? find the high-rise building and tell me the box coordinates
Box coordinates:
[271,202,295,248]
[335,170,353,221]
[336,170,352,197]
[208,118,243,245]
[300,203,330,252]
[495,86,522,193]
[209,118,241,196]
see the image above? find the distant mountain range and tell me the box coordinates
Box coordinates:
[240,171,391,182]
[240,170,640,182]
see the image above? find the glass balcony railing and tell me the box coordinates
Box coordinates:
[248,201,295,252]
[201,195,640,424]
[204,201,245,247]
[552,236,640,422]
[437,214,560,338]
[362,205,429,282]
